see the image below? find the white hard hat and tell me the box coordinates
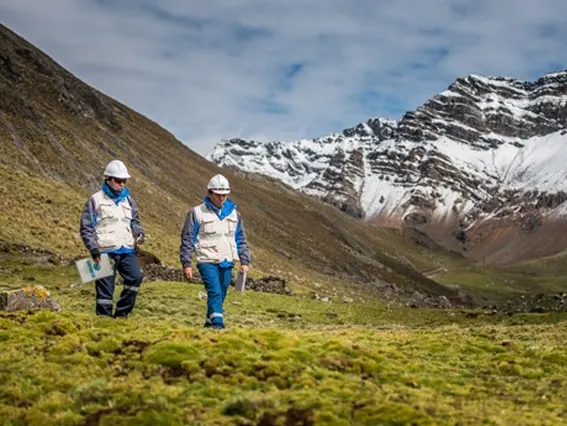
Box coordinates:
[104,160,131,179]
[207,174,230,194]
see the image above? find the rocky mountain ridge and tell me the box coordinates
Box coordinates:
[210,71,567,264]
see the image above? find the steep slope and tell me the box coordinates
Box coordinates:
[0,24,470,305]
[210,72,567,265]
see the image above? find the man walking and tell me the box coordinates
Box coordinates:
[180,174,251,329]
[80,160,145,317]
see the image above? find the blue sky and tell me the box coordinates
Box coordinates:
[1,0,567,155]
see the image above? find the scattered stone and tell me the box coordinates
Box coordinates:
[141,259,294,296]
[363,279,468,309]
[494,292,567,314]
[0,285,61,312]
[311,293,332,303]
[243,276,293,295]
[0,240,70,265]
[142,263,186,282]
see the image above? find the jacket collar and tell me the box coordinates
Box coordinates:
[102,183,130,205]
[204,196,235,220]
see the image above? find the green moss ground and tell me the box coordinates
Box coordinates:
[2,252,567,425]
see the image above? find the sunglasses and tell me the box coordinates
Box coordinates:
[111,178,127,184]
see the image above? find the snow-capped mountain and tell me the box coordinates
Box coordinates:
[209,71,567,263]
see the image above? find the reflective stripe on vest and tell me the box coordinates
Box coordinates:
[194,203,239,264]
[92,190,135,252]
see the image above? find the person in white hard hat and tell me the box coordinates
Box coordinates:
[80,160,146,317]
[180,174,251,329]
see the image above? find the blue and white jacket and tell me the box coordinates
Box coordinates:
[80,183,144,255]
[180,197,251,268]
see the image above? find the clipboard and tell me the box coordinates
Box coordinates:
[234,271,247,292]
[75,253,114,283]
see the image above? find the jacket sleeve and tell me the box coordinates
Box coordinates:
[235,211,251,265]
[180,208,199,268]
[79,196,98,253]
[128,197,144,237]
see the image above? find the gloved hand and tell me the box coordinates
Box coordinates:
[90,248,101,263]
[136,234,145,245]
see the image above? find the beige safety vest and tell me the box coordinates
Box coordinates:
[92,190,135,251]
[194,203,239,264]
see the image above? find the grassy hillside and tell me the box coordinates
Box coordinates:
[1,251,567,425]
[1,23,479,305]
[2,22,567,307]
[3,21,567,308]
[355,226,562,305]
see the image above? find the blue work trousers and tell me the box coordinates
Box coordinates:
[197,263,233,328]
[95,252,143,317]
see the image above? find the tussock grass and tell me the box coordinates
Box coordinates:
[2,310,567,425]
[2,252,567,425]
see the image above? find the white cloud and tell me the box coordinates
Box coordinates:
[1,0,567,155]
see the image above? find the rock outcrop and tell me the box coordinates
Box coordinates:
[0,285,61,312]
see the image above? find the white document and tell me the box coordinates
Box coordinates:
[234,271,247,292]
[75,254,114,284]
